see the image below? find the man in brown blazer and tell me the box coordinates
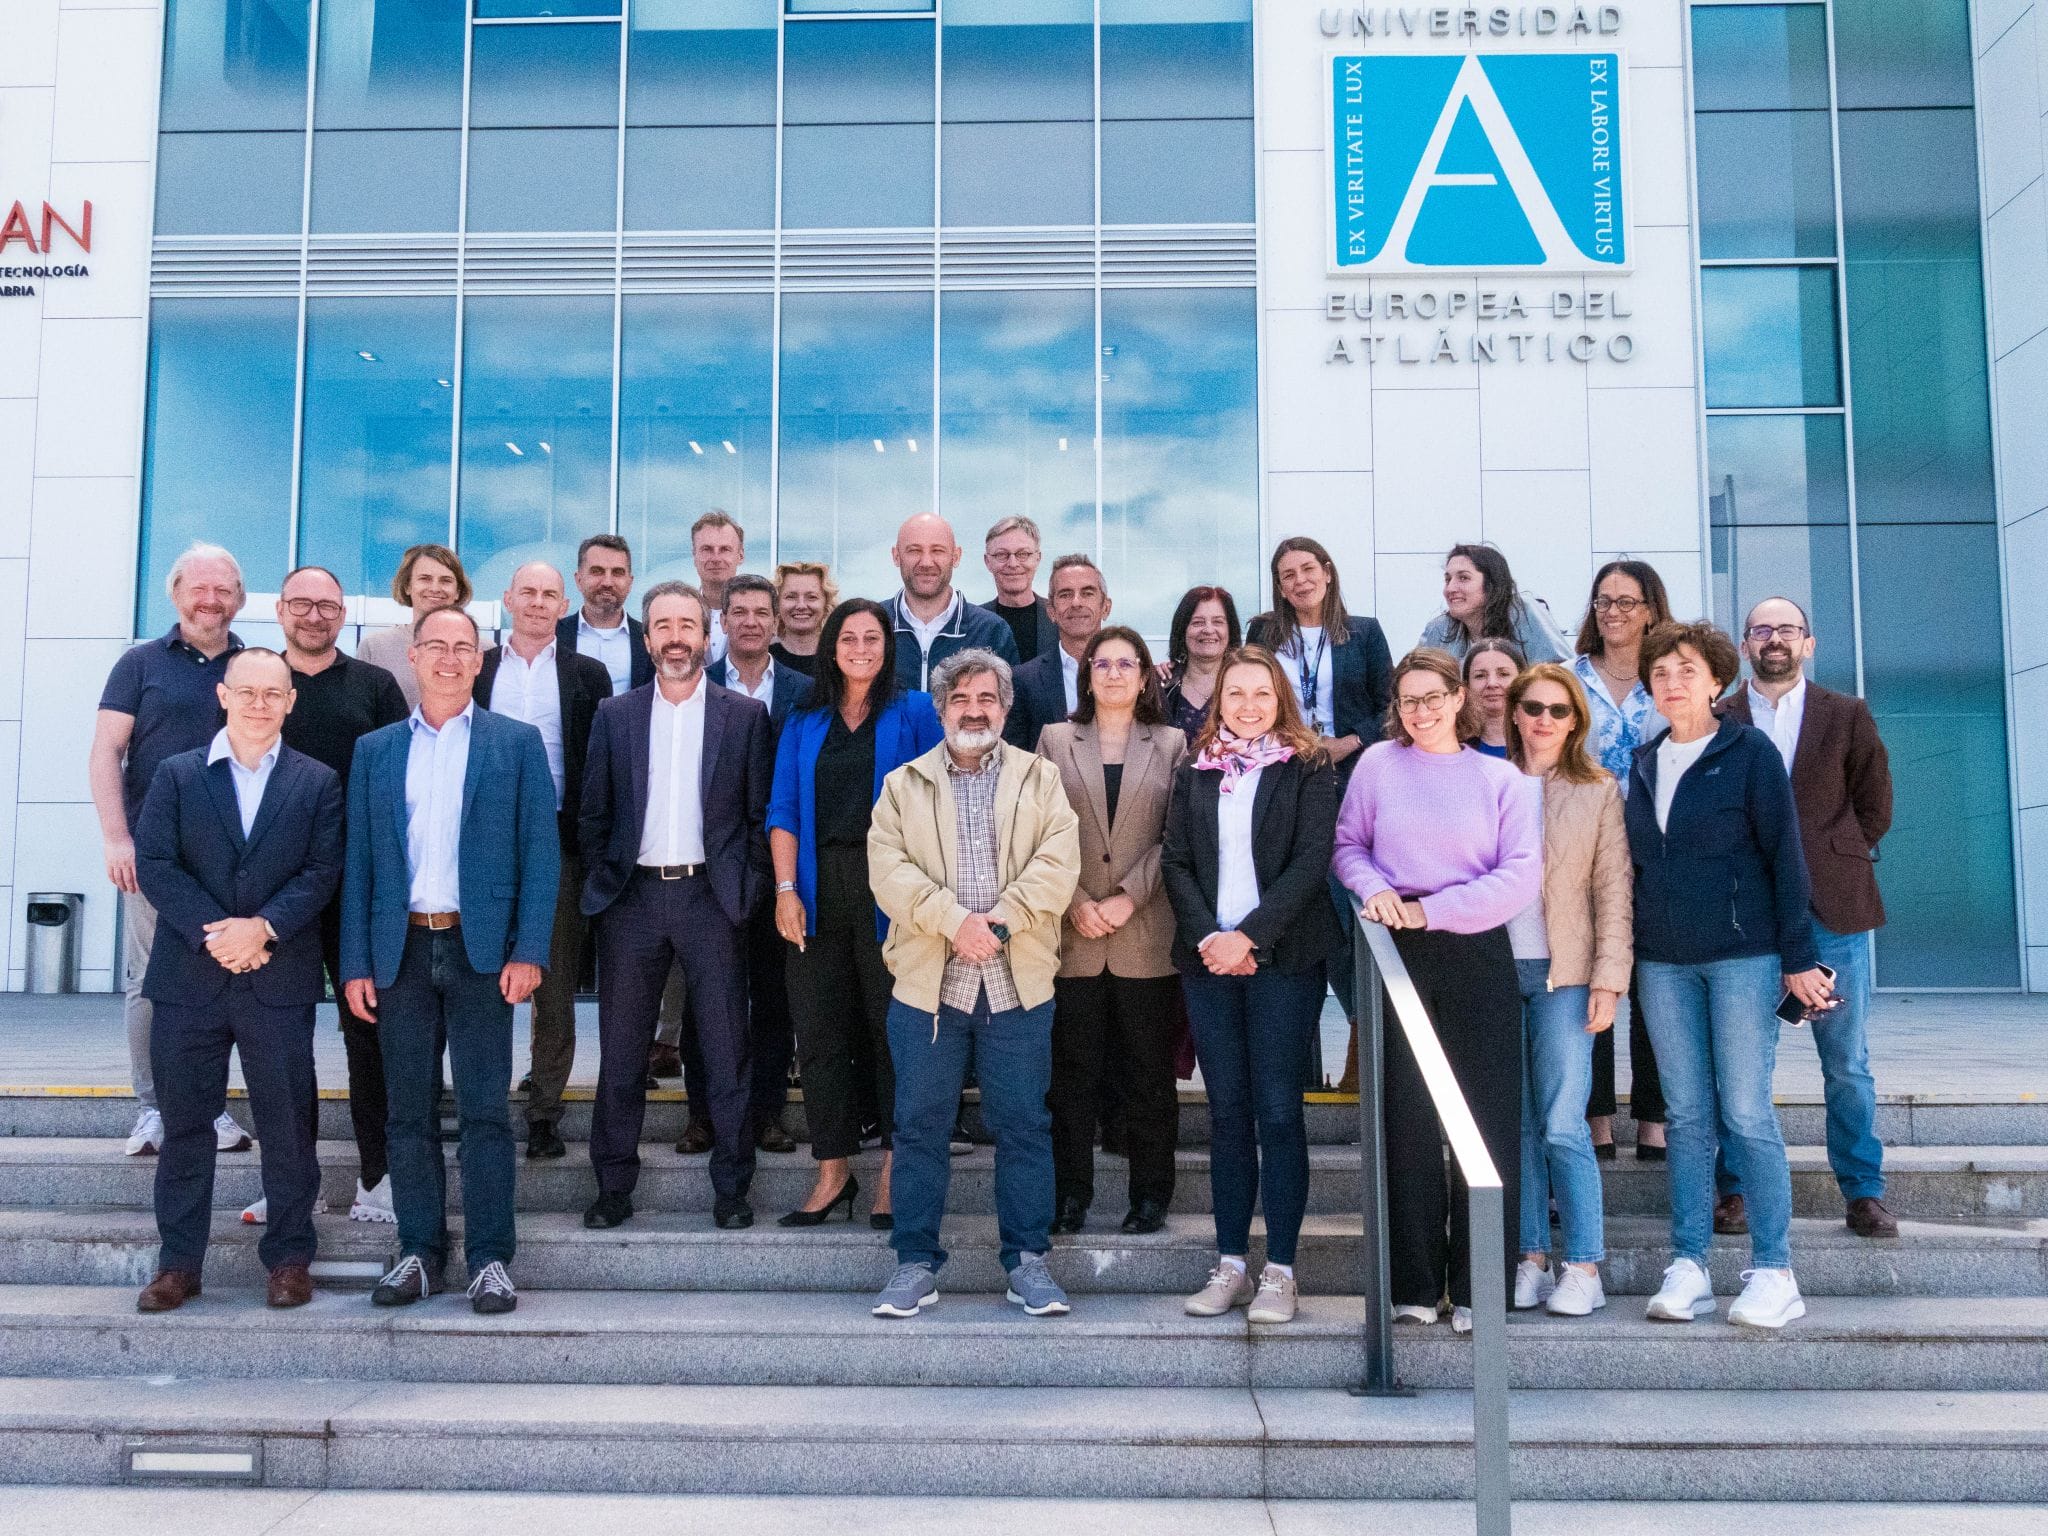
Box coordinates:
[1719,597,1896,1238]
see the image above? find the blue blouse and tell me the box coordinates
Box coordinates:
[1572,652,1666,795]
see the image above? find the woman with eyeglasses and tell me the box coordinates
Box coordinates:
[1503,663,1630,1318]
[1333,649,1542,1333]
[1162,586,1242,737]
[1462,637,1525,759]
[1571,559,1674,1162]
[357,544,474,710]
[1037,626,1187,1235]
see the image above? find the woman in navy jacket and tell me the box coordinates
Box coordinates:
[1627,620,1830,1334]
[769,599,943,1228]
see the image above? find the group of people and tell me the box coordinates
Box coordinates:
[95,510,1895,1333]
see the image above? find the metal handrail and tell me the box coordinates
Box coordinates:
[1352,912,1511,1536]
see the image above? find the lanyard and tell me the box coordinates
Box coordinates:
[1294,629,1328,721]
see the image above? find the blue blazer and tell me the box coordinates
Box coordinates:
[706,655,815,729]
[768,691,944,942]
[579,680,774,929]
[340,707,561,987]
[1246,612,1394,760]
[135,744,344,1009]
[1002,649,1072,750]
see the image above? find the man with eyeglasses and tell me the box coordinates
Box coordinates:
[980,516,1056,664]
[1003,554,1111,750]
[1718,596,1897,1239]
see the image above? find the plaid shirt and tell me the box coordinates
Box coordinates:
[940,747,1021,1013]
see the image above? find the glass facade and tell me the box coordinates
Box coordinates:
[141,0,1262,641]
[1695,0,2019,987]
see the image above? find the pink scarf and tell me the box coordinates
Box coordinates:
[1191,729,1295,794]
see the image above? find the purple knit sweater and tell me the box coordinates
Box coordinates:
[1332,741,1543,935]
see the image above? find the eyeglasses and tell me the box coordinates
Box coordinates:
[1591,595,1644,615]
[1396,689,1453,714]
[1516,699,1574,722]
[1090,656,1139,676]
[226,687,289,707]
[1746,624,1808,643]
[415,640,479,660]
[281,597,344,619]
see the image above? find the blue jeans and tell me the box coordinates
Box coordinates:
[1636,953,1792,1270]
[1182,966,1323,1267]
[1516,960,1604,1263]
[887,987,1054,1275]
[1720,919,1883,1203]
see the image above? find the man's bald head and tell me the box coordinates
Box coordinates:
[503,561,569,648]
[892,513,963,604]
[224,648,292,689]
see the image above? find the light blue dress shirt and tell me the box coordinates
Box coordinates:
[404,701,472,913]
[206,728,280,836]
[576,611,634,696]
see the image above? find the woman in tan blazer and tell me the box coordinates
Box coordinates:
[1037,625,1187,1236]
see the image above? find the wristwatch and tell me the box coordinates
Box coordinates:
[775,881,796,894]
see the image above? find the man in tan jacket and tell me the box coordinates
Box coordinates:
[867,648,1081,1319]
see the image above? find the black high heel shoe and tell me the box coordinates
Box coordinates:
[778,1175,859,1227]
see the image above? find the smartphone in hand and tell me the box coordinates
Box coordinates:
[1775,963,1841,1027]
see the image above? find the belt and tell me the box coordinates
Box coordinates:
[637,863,702,880]
[408,911,460,930]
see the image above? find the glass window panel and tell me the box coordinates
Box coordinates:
[939,290,1096,566]
[1700,266,1842,409]
[1694,111,1835,259]
[1707,523,1855,696]
[467,129,620,231]
[311,130,460,232]
[625,127,775,228]
[1840,108,1994,524]
[789,0,933,12]
[942,122,1094,227]
[154,132,307,235]
[1101,0,1253,120]
[138,299,299,635]
[1688,3,1829,112]
[467,21,621,230]
[627,0,776,127]
[161,0,311,130]
[310,0,463,232]
[776,291,935,604]
[1102,118,1254,224]
[942,2,1092,227]
[783,20,935,228]
[1101,287,1260,636]
[468,21,621,125]
[1705,414,1849,527]
[783,19,933,122]
[1832,0,1974,109]
[296,298,457,598]
[617,294,774,584]
[477,1,621,16]
[456,296,616,596]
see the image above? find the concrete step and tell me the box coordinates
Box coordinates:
[0,1285,2040,1393]
[3,1207,2040,1298]
[1,1376,2043,1499]
[5,1137,2043,1221]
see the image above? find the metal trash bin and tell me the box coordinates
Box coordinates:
[24,893,83,994]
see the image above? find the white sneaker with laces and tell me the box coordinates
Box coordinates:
[214,1113,252,1152]
[1245,1265,1298,1324]
[1547,1264,1607,1316]
[1184,1260,1255,1317]
[1645,1257,1717,1322]
[1451,1305,1473,1335]
[1727,1267,1805,1330]
[1392,1303,1438,1325]
[124,1107,164,1157]
[350,1177,398,1224]
[1513,1259,1555,1310]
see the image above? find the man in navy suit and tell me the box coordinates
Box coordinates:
[580,581,774,1231]
[340,607,560,1316]
[132,648,343,1313]
[557,533,652,696]
[1003,554,1110,750]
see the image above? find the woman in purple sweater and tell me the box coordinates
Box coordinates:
[1334,648,1542,1331]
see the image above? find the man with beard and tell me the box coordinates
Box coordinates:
[883,512,1019,693]
[1718,596,1896,1239]
[1003,554,1111,750]
[579,582,774,1231]
[559,534,652,697]
[866,649,1081,1319]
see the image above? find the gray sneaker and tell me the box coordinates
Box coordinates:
[872,1262,939,1318]
[1005,1252,1071,1316]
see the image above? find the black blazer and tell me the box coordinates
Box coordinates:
[1003,648,1073,750]
[555,611,653,692]
[1245,613,1394,758]
[578,680,774,929]
[1161,753,1344,975]
[134,744,344,1008]
[477,641,615,851]
[706,655,815,729]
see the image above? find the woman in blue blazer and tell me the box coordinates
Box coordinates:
[768,598,943,1229]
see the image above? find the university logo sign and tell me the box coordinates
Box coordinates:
[1327,52,1628,274]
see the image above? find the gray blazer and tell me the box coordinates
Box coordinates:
[1037,719,1185,980]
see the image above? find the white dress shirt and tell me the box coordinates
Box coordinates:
[725,655,776,706]
[404,702,473,913]
[638,682,708,866]
[207,728,280,837]
[489,639,565,809]
[1747,674,1807,776]
[1214,764,1263,930]
[575,611,634,696]
[1059,647,1080,715]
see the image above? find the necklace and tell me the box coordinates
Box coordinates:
[1595,653,1636,687]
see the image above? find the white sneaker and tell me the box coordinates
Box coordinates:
[1245,1265,1298,1325]
[1392,1303,1438,1325]
[1451,1305,1473,1335]
[1185,1260,1255,1317]
[350,1177,398,1224]
[1513,1259,1555,1311]
[124,1107,164,1156]
[1547,1264,1607,1317]
[214,1113,252,1152]
[241,1195,327,1224]
[1645,1257,1717,1322]
[1727,1268,1805,1330]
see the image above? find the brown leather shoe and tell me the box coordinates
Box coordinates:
[137,1270,202,1313]
[676,1116,714,1155]
[1713,1193,1749,1235]
[1846,1196,1899,1238]
[648,1044,683,1079]
[756,1117,797,1154]
[266,1263,314,1308]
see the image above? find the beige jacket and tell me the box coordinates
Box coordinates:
[1037,720,1186,980]
[868,741,1082,1013]
[1537,771,1633,994]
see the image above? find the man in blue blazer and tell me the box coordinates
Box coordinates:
[132,648,343,1314]
[340,608,560,1316]
[580,581,775,1231]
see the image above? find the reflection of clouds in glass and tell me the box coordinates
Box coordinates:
[1702,267,1839,408]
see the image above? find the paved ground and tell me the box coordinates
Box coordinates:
[0,990,2040,1101]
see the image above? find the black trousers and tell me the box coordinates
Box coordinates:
[1382,925,1522,1310]
[1587,969,1667,1125]
[592,871,755,1201]
[1050,970,1180,1209]
[321,896,388,1188]
[152,986,319,1275]
[786,846,896,1161]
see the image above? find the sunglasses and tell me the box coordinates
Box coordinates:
[1516,699,1574,721]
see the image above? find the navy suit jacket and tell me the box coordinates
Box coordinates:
[706,655,814,729]
[340,705,561,987]
[1003,648,1074,750]
[134,744,344,1008]
[555,612,653,692]
[578,680,774,929]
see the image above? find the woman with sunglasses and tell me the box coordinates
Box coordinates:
[1504,663,1631,1318]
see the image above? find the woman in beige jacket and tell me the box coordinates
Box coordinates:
[1504,661,1632,1318]
[1038,626,1187,1236]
